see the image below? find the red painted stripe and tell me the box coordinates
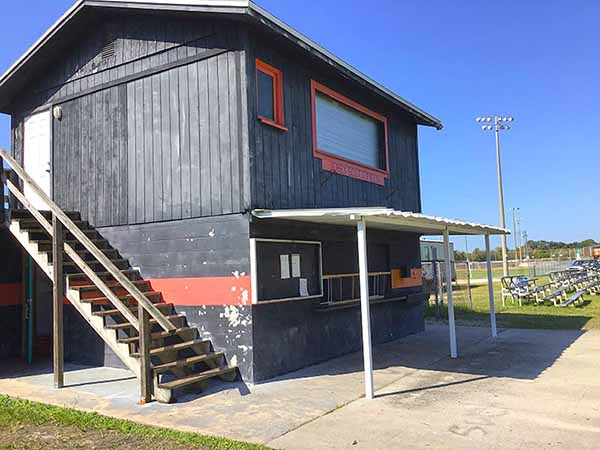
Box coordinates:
[0,283,22,306]
[148,276,252,306]
[61,277,251,306]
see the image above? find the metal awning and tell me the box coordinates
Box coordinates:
[253,207,502,400]
[252,208,510,236]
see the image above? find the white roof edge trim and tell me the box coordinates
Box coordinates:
[0,0,443,130]
[251,208,510,236]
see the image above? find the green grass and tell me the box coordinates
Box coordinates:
[0,395,272,450]
[455,267,529,280]
[425,280,600,330]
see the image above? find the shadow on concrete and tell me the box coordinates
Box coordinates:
[175,377,252,404]
[0,325,588,404]
[0,357,250,402]
[0,358,136,387]
[66,375,136,388]
[376,375,491,398]
[262,324,587,387]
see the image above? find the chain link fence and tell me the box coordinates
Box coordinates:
[425,259,576,320]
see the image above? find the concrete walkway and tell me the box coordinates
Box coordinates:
[1,324,599,449]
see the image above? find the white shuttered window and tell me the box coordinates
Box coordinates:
[315,92,386,170]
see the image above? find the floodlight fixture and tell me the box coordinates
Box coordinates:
[474,114,516,277]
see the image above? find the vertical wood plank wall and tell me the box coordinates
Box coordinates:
[247,31,422,213]
[10,11,425,228]
[10,13,248,227]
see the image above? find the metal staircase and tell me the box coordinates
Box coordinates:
[1,148,237,403]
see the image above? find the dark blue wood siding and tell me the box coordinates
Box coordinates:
[247,30,422,213]
[11,12,250,228]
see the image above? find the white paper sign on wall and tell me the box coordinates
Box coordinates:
[280,254,290,279]
[291,254,301,278]
[299,278,309,297]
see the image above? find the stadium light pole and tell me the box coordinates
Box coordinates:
[476,115,514,277]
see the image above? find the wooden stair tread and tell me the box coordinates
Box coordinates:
[116,327,190,344]
[153,352,224,374]
[45,246,117,254]
[105,314,184,330]
[29,227,97,235]
[131,339,208,357]
[72,280,149,292]
[67,269,139,281]
[37,238,106,245]
[19,219,89,228]
[53,259,129,267]
[11,210,80,220]
[158,366,236,390]
[93,302,173,317]
[80,291,162,303]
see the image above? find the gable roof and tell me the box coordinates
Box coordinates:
[0,0,443,129]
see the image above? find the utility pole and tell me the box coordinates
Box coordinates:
[512,207,519,266]
[476,115,514,277]
[465,237,473,309]
[516,215,523,263]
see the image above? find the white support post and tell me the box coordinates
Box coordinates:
[357,218,374,399]
[443,227,458,358]
[485,234,498,338]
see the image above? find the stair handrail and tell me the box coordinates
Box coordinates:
[0,147,176,333]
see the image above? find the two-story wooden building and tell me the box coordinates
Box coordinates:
[0,0,507,401]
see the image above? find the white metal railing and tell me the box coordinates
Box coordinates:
[322,272,390,305]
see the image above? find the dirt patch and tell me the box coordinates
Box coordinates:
[0,424,207,450]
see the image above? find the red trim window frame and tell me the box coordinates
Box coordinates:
[256,59,287,131]
[310,80,390,186]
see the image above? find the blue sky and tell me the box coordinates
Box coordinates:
[1,0,599,251]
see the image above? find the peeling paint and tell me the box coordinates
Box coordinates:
[220,306,243,327]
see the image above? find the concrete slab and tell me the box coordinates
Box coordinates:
[272,327,600,450]
[1,324,599,449]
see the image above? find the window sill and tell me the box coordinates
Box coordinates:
[259,117,288,132]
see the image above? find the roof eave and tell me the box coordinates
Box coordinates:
[0,0,443,130]
[247,1,443,130]
[0,0,85,110]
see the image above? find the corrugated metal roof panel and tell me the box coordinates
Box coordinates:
[251,208,510,236]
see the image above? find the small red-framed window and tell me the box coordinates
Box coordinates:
[256,59,287,131]
[311,80,390,186]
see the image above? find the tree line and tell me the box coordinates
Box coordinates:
[454,239,598,262]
